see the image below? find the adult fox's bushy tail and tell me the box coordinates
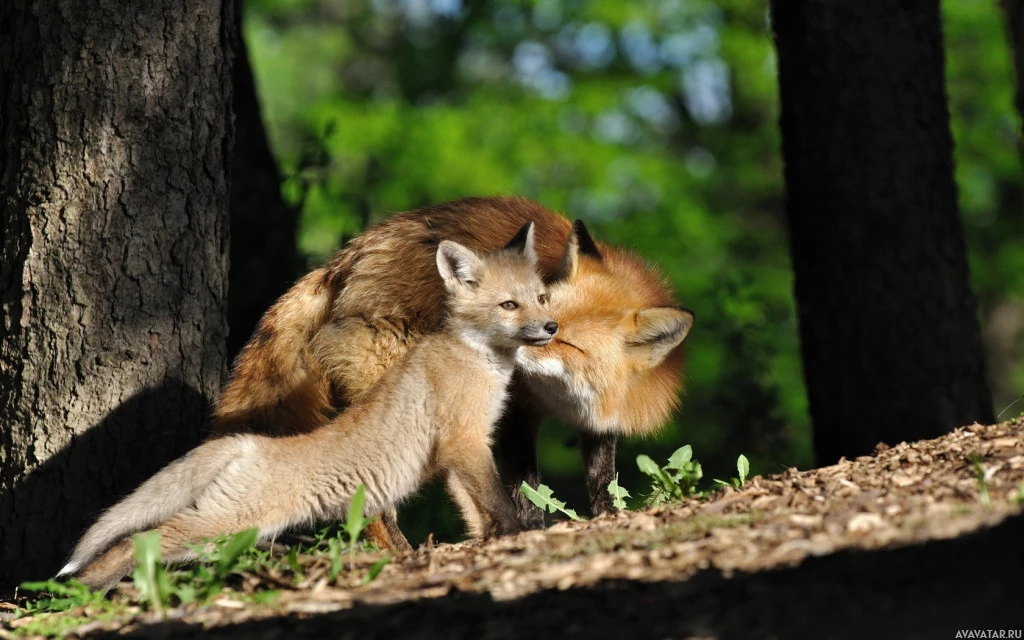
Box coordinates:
[58,441,233,576]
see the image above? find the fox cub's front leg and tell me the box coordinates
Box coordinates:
[439,435,521,537]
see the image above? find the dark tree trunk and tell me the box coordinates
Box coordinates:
[227,0,299,360]
[770,1,994,464]
[0,0,233,588]
[1006,0,1024,144]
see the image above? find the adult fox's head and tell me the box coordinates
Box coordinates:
[515,221,694,436]
[436,222,558,351]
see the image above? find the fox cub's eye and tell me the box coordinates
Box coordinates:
[500,301,519,310]
[537,293,548,305]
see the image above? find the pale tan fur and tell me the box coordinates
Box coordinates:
[60,228,554,589]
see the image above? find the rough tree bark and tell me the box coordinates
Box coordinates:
[228,0,299,360]
[770,1,994,464]
[1006,0,1024,144]
[0,0,233,588]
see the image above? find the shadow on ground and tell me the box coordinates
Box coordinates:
[106,513,1023,640]
[0,381,208,592]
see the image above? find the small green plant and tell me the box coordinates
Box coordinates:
[520,482,582,520]
[738,454,750,484]
[343,484,371,569]
[344,487,368,539]
[714,454,751,489]
[304,484,376,579]
[286,546,305,581]
[16,579,107,614]
[607,473,631,510]
[637,445,704,506]
[362,555,390,585]
[970,454,991,507]
[326,536,345,580]
[1013,481,1024,506]
[132,531,172,616]
[135,528,265,608]
[185,527,261,600]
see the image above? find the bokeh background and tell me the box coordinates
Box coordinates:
[241,0,1023,541]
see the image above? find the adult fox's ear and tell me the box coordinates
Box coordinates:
[555,220,603,282]
[627,307,694,368]
[503,221,538,266]
[437,240,484,291]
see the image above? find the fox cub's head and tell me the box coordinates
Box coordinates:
[516,221,694,437]
[436,222,557,350]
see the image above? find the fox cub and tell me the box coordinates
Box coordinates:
[59,223,554,589]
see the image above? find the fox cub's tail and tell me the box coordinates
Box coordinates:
[58,440,234,576]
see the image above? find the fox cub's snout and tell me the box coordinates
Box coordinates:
[517,318,558,346]
[437,221,557,349]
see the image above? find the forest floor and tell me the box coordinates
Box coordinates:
[3,419,1023,639]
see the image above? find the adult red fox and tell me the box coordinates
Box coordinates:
[60,225,553,589]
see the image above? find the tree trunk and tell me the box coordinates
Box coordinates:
[1006,0,1024,144]
[770,1,994,464]
[227,0,299,360]
[0,0,233,588]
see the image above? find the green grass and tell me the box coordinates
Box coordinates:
[15,580,109,615]
[12,580,132,638]
[12,485,385,637]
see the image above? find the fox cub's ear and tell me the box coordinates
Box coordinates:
[503,221,538,266]
[555,220,603,282]
[627,307,694,368]
[437,240,484,291]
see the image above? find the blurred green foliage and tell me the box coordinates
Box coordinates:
[243,0,1024,538]
[944,0,1024,408]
